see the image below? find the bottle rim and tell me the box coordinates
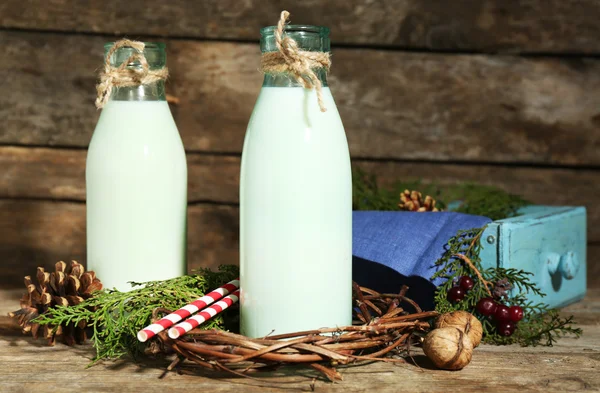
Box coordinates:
[103,42,166,51]
[260,24,330,37]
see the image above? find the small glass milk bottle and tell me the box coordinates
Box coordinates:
[240,17,353,337]
[86,41,187,291]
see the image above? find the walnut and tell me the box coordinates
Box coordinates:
[423,327,474,370]
[435,311,483,347]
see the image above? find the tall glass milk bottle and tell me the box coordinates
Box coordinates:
[240,25,352,337]
[86,43,187,291]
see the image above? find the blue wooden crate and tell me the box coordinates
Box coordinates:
[479,206,587,308]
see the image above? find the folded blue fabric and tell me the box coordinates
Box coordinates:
[352,211,491,306]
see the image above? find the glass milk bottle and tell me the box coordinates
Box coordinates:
[86,42,187,291]
[240,23,352,337]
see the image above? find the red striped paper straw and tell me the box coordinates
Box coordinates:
[137,278,239,342]
[168,290,240,339]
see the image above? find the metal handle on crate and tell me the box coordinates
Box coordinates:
[545,251,579,280]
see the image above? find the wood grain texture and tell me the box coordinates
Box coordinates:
[354,161,600,242]
[0,200,239,288]
[2,31,600,165]
[2,146,598,240]
[1,197,597,289]
[0,147,87,201]
[1,0,600,54]
[0,289,599,392]
[0,146,240,203]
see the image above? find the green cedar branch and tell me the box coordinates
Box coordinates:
[35,265,239,364]
[432,229,581,346]
[353,170,581,346]
[352,168,530,220]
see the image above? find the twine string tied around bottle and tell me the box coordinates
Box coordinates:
[95,39,169,109]
[260,11,331,112]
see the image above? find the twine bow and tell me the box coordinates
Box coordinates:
[261,11,331,112]
[95,39,169,109]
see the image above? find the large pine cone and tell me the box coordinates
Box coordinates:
[8,261,102,346]
[398,189,440,212]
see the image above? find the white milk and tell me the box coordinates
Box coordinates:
[86,100,187,291]
[240,87,353,338]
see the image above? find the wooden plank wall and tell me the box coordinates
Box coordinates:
[1,1,599,288]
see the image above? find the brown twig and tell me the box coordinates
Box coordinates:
[454,253,493,297]
[469,231,483,250]
[160,284,435,384]
[309,363,342,382]
[361,293,422,314]
[399,285,409,298]
[382,306,404,319]
[363,299,383,316]
[352,281,371,323]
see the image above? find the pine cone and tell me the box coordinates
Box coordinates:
[8,261,102,346]
[398,189,440,212]
[492,278,513,301]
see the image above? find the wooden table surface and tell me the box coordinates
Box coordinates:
[1,288,599,393]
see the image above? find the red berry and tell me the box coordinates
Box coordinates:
[447,286,466,303]
[495,304,511,322]
[509,305,524,322]
[497,321,516,336]
[458,276,474,291]
[476,297,497,317]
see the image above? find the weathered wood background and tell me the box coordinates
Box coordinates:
[0,1,599,288]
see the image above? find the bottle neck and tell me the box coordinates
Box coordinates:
[109,81,166,102]
[260,24,330,89]
[262,69,328,88]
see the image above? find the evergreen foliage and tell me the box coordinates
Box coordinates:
[36,265,239,363]
[354,170,581,346]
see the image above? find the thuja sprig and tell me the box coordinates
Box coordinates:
[352,168,529,220]
[352,169,404,211]
[432,228,486,315]
[35,265,239,364]
[432,229,581,346]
